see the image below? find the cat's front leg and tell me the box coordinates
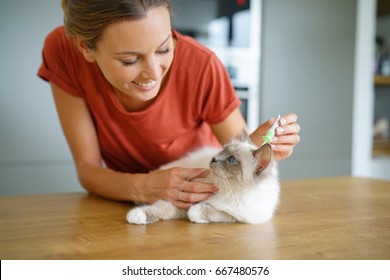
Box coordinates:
[127,206,158,224]
[188,203,237,223]
[127,200,186,224]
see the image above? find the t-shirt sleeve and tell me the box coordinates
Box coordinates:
[37,27,83,98]
[198,52,241,124]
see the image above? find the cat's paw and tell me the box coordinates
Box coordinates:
[188,204,210,223]
[127,208,157,224]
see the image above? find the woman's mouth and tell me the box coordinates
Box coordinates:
[132,80,157,90]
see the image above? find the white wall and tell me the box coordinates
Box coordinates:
[0,0,80,195]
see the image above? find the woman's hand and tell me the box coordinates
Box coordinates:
[133,168,218,210]
[250,113,300,161]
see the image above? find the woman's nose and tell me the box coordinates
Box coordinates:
[141,57,159,80]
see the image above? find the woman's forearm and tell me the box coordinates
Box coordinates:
[76,162,147,202]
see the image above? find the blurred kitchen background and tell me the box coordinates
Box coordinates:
[0,0,389,196]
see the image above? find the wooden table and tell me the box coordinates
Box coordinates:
[1,177,389,260]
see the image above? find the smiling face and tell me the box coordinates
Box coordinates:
[77,6,174,111]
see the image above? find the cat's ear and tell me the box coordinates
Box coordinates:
[253,143,273,174]
[241,129,252,144]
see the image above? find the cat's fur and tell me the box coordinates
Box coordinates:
[126,131,279,224]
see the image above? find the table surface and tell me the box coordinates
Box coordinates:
[1,177,389,260]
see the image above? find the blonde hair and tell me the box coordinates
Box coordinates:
[61,0,172,50]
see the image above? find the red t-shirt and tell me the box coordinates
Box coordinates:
[38,26,240,173]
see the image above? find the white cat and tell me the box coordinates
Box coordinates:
[127,131,279,224]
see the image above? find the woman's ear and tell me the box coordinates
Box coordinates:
[75,38,96,63]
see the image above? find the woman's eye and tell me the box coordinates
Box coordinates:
[122,58,139,67]
[227,156,238,164]
[156,48,170,55]
[121,49,169,67]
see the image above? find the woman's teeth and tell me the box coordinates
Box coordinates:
[134,81,157,88]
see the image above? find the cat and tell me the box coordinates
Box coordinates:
[126,130,280,224]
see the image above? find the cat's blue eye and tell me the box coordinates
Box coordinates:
[227,156,238,164]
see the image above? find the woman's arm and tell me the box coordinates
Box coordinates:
[51,82,137,201]
[50,82,216,208]
[209,108,248,145]
[210,108,300,161]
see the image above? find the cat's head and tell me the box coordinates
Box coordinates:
[209,130,276,188]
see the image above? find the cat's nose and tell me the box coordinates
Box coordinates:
[211,157,217,163]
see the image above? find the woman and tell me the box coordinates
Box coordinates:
[38,0,300,210]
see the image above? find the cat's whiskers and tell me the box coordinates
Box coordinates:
[211,167,237,194]
[225,177,238,196]
[175,169,210,200]
[211,166,226,179]
[213,168,236,195]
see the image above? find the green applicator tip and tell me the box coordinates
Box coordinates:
[262,115,281,145]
